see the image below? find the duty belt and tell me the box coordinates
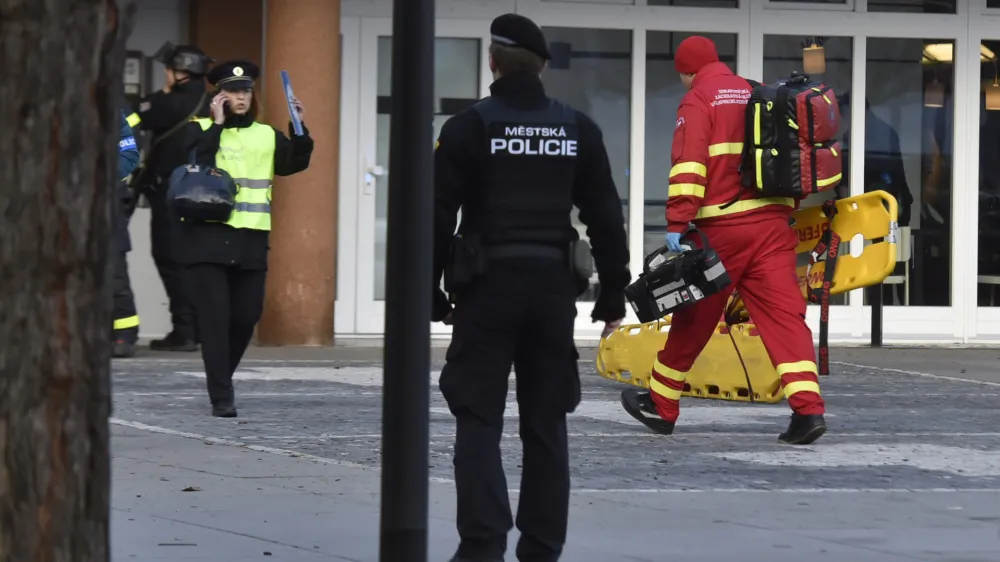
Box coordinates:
[485,243,566,261]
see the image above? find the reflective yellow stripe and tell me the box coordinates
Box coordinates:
[708,142,743,156]
[669,162,707,178]
[668,183,705,198]
[126,112,141,127]
[650,376,683,401]
[653,359,687,382]
[695,197,795,219]
[817,173,842,187]
[113,315,140,330]
[754,104,761,145]
[755,149,763,189]
[776,361,818,376]
[783,380,821,399]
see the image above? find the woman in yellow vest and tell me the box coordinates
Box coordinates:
[179,59,313,417]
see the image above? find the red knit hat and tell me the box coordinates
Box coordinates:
[675,36,719,74]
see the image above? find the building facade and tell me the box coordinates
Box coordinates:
[127,0,1000,344]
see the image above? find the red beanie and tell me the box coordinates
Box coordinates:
[675,36,719,74]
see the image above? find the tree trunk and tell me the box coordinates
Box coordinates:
[0,1,133,560]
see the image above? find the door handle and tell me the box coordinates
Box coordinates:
[363,164,386,195]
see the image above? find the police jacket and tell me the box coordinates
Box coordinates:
[114,110,140,253]
[666,62,796,233]
[432,72,629,322]
[175,112,314,270]
[133,77,211,181]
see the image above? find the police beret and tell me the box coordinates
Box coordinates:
[207,60,259,91]
[490,14,551,61]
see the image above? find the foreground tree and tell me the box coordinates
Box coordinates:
[0,0,133,560]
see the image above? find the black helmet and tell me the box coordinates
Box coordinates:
[153,42,213,76]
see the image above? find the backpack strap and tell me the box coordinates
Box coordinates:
[724,78,765,211]
[805,198,840,377]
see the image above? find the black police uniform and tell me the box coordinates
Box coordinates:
[132,44,213,351]
[433,14,630,562]
[179,60,314,417]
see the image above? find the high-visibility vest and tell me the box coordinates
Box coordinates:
[194,118,275,231]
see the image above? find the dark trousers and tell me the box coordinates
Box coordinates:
[439,259,581,562]
[112,249,139,343]
[149,187,197,341]
[187,263,267,404]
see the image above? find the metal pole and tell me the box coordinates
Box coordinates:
[869,284,883,348]
[379,0,435,560]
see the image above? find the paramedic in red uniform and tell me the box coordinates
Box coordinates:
[619,36,827,445]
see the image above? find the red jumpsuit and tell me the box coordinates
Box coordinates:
[651,62,825,422]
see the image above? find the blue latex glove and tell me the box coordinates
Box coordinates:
[665,232,684,253]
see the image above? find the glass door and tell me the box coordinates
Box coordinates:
[354,18,493,335]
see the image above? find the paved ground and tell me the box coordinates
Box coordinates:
[111,345,1000,561]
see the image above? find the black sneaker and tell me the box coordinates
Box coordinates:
[149,331,198,352]
[620,389,676,435]
[212,401,237,418]
[112,340,136,358]
[779,413,826,445]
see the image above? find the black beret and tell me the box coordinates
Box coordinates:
[207,60,259,91]
[490,14,551,61]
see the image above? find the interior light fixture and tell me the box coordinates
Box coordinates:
[924,79,945,108]
[922,43,996,64]
[986,58,1000,111]
[803,40,826,75]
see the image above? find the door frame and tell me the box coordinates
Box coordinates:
[353,17,494,336]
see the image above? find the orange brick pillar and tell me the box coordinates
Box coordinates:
[256,0,341,345]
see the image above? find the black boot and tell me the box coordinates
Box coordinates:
[620,388,676,435]
[211,400,237,418]
[149,330,198,352]
[779,413,826,445]
[112,339,136,358]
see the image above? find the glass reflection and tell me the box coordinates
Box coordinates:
[542,27,632,302]
[977,41,1000,307]
[864,38,954,307]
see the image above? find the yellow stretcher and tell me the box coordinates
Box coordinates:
[595,190,899,404]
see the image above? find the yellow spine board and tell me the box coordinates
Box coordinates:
[597,191,899,402]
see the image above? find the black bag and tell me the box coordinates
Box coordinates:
[166,150,238,222]
[625,226,731,323]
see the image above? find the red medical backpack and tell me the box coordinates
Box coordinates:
[739,72,843,198]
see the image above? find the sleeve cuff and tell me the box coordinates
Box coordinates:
[666,222,689,234]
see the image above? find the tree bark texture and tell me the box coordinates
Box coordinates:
[0,1,133,560]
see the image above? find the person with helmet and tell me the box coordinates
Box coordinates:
[178,60,313,418]
[130,43,214,353]
[618,36,827,445]
[433,14,629,562]
[112,107,142,357]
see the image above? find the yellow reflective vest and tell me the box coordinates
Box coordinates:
[194,118,275,231]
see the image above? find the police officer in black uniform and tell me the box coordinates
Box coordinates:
[433,14,630,562]
[131,44,213,352]
[113,107,142,358]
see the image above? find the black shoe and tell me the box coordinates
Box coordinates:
[779,413,826,445]
[620,389,676,435]
[149,331,198,352]
[212,401,237,418]
[448,555,503,562]
[112,340,136,358]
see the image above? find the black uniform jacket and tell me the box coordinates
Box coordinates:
[432,72,630,323]
[175,113,314,270]
[134,78,211,181]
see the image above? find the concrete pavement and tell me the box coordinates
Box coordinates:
[111,345,1000,561]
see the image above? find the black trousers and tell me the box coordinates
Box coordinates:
[149,186,197,341]
[439,259,581,562]
[112,249,139,343]
[187,263,267,404]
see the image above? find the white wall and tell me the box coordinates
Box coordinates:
[125,0,190,339]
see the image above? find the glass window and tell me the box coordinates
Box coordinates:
[643,31,737,262]
[990,0,1000,8]
[977,40,1000,307]
[769,0,850,4]
[863,38,954,308]
[649,0,738,6]
[374,37,481,301]
[866,0,956,13]
[763,35,853,306]
[542,27,632,302]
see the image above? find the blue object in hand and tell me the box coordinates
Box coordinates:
[665,232,683,253]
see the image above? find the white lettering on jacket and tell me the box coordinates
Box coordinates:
[490,138,578,156]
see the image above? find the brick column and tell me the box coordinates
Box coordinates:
[256,0,341,345]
